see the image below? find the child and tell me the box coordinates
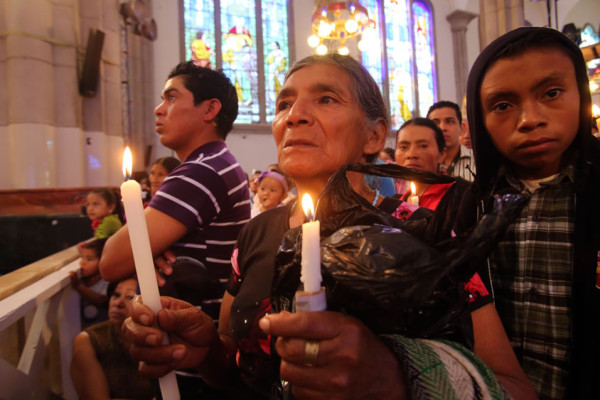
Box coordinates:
[250,170,288,218]
[456,27,600,400]
[70,239,109,328]
[85,188,123,239]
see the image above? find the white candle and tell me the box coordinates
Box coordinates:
[121,147,180,400]
[300,194,321,293]
[408,182,419,206]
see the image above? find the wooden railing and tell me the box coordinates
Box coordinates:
[0,245,82,400]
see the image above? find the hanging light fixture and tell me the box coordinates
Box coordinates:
[307,0,376,54]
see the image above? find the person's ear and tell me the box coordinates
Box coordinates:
[203,99,223,123]
[363,118,388,158]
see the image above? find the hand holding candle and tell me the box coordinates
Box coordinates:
[296,194,326,312]
[408,182,419,206]
[121,147,180,400]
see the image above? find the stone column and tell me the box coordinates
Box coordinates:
[53,0,85,188]
[4,0,57,189]
[479,0,524,48]
[0,0,9,188]
[446,10,478,104]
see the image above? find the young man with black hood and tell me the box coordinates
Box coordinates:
[456,27,600,400]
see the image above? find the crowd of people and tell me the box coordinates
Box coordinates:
[65,26,600,400]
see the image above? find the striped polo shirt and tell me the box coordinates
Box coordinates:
[149,141,251,319]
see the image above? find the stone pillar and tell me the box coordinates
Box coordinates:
[479,0,524,48]
[4,0,57,189]
[446,10,478,104]
[101,0,124,187]
[0,0,9,188]
[79,0,107,187]
[52,0,85,188]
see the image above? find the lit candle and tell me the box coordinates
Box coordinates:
[120,147,180,400]
[408,182,419,206]
[300,194,322,293]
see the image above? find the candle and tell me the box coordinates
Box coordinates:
[408,182,419,206]
[300,194,321,293]
[121,147,180,400]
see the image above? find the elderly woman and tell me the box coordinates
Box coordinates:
[122,55,535,400]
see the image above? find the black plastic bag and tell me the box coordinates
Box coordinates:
[271,163,528,347]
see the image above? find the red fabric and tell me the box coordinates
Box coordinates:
[464,272,489,303]
[91,219,101,232]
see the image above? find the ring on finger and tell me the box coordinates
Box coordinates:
[303,340,320,367]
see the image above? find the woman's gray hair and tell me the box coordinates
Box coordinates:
[285,54,390,129]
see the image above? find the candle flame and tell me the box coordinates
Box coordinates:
[302,193,315,221]
[410,181,416,195]
[123,147,133,180]
[593,104,600,118]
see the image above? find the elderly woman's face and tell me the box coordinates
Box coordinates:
[272,63,376,183]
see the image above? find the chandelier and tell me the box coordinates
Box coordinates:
[307,0,377,55]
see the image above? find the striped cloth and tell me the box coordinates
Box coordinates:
[442,145,476,182]
[149,141,250,319]
[380,335,509,400]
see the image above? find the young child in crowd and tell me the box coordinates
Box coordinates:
[456,27,600,400]
[250,170,288,218]
[85,188,123,239]
[70,239,109,328]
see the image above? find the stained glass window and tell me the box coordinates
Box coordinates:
[182,0,291,125]
[362,0,437,130]
[412,1,436,118]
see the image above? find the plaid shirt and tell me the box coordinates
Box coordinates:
[489,166,575,400]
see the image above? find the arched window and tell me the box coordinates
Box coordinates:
[361,0,437,130]
[182,0,292,125]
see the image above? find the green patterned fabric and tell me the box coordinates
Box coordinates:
[95,214,122,239]
[380,335,510,400]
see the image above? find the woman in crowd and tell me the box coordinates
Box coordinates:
[122,54,535,399]
[71,276,154,400]
[146,156,181,206]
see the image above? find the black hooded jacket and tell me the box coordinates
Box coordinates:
[455,27,600,398]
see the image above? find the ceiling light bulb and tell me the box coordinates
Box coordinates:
[318,21,332,37]
[345,19,358,33]
[316,44,328,55]
[338,46,350,55]
[307,35,320,48]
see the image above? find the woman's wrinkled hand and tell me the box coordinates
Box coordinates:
[121,296,219,378]
[259,311,409,400]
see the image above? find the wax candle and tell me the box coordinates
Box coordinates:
[408,182,419,206]
[300,193,322,293]
[121,147,180,400]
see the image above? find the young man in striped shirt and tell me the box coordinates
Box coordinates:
[427,100,476,181]
[101,62,251,321]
